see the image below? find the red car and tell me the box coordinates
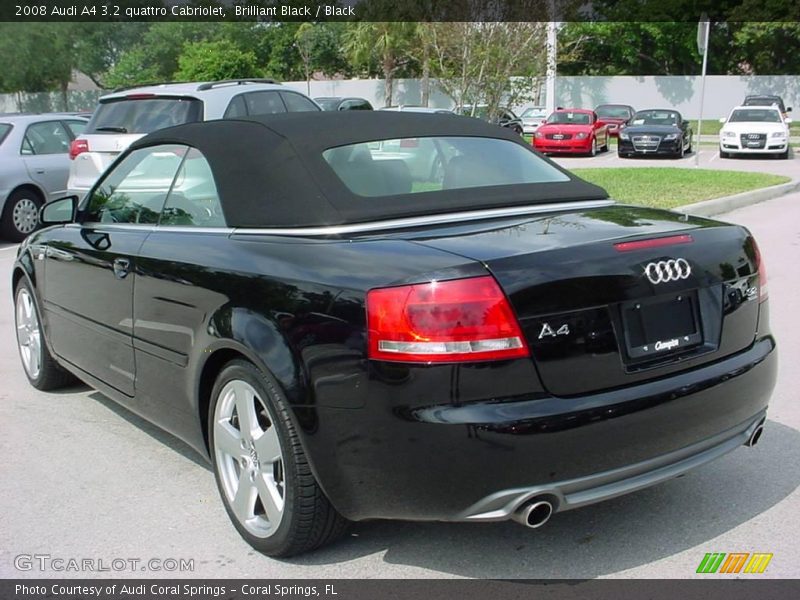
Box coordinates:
[595,104,636,137]
[533,109,609,155]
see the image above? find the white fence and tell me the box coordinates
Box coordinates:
[2,75,797,119]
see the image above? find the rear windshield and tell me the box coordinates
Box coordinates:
[0,123,11,145]
[521,107,547,118]
[729,109,782,123]
[596,106,632,118]
[87,97,203,134]
[322,136,569,197]
[744,97,785,112]
[547,112,592,125]
[315,98,339,110]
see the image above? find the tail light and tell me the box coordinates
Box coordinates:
[366,276,529,363]
[69,139,89,160]
[753,239,768,302]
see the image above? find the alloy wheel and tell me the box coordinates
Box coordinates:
[16,288,42,380]
[12,197,39,235]
[213,379,286,538]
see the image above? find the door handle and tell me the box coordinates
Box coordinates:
[35,169,45,174]
[113,258,131,279]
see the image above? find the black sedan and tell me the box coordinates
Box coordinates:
[314,96,373,111]
[13,112,776,556]
[618,109,693,158]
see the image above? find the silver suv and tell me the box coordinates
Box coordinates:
[68,79,320,198]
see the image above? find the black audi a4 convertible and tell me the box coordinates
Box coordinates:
[13,112,776,556]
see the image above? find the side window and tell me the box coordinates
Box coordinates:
[160,148,225,227]
[83,145,186,225]
[223,95,248,118]
[244,91,286,116]
[64,120,87,137]
[281,92,320,112]
[22,121,72,155]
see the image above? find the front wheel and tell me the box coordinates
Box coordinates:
[2,190,42,242]
[209,359,348,557]
[719,146,730,159]
[589,138,597,157]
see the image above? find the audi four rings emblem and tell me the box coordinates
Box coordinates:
[644,259,691,284]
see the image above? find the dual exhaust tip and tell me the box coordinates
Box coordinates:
[511,498,555,529]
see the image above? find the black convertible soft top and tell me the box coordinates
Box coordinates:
[130,111,608,228]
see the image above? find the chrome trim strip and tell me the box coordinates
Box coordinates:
[232,200,615,237]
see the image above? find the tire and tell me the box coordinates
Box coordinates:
[589,138,597,157]
[719,146,730,159]
[209,359,349,557]
[2,189,43,242]
[14,279,76,391]
[618,152,630,159]
[601,136,609,152]
[777,148,789,160]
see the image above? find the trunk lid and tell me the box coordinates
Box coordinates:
[411,205,761,396]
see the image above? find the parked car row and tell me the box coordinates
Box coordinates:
[1,85,794,241]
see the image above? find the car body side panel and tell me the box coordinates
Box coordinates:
[129,230,486,460]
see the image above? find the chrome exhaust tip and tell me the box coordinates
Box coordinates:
[511,499,554,529]
[745,424,764,447]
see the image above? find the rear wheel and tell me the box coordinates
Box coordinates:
[209,359,348,557]
[14,280,76,390]
[2,189,42,242]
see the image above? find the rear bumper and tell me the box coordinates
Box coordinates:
[458,411,765,521]
[307,336,776,522]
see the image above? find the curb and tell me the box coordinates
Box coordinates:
[677,179,800,217]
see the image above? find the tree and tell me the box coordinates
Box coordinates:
[174,39,262,82]
[424,23,547,118]
[104,22,223,88]
[295,23,315,95]
[344,22,419,107]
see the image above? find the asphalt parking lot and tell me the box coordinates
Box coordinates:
[551,143,800,179]
[1,191,799,579]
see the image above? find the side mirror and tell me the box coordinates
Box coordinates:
[787,107,792,113]
[40,196,78,225]
[719,117,727,124]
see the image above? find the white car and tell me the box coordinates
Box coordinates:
[718,105,791,159]
[68,79,321,198]
[520,106,548,134]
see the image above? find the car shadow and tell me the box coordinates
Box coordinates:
[78,387,800,577]
[88,391,210,470]
[282,419,800,578]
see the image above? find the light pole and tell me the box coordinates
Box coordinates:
[694,16,710,167]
